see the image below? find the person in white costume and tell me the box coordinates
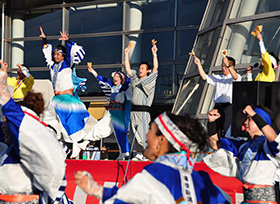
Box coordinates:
[74,112,231,204]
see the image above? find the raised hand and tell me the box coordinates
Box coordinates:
[208,109,221,122]
[124,46,130,55]
[243,105,256,117]
[194,56,201,65]
[151,44,158,56]
[59,30,69,41]
[39,26,46,38]
[74,171,103,199]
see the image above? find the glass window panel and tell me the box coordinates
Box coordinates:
[222,18,280,66]
[74,36,122,65]
[230,0,280,19]
[176,29,199,60]
[25,10,62,37]
[126,31,174,64]
[126,0,175,31]
[172,75,205,116]
[175,64,186,94]
[69,3,123,34]
[30,70,51,80]
[155,65,173,96]
[202,0,230,29]
[23,39,58,67]
[76,68,121,97]
[187,27,222,74]
[177,0,208,26]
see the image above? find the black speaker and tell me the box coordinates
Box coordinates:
[231,81,276,137]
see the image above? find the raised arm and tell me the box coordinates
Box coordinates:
[243,105,277,142]
[124,46,132,75]
[88,63,98,78]
[194,56,207,80]
[151,44,158,73]
[223,56,238,80]
[39,27,54,69]
[208,109,221,150]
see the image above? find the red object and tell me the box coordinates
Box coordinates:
[65,160,243,204]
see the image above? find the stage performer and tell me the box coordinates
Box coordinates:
[85,64,132,160]
[7,63,34,102]
[204,106,280,203]
[0,60,72,204]
[246,31,279,82]
[39,27,97,158]
[194,55,241,138]
[75,112,231,204]
[124,43,158,160]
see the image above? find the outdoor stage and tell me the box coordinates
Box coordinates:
[65,160,243,204]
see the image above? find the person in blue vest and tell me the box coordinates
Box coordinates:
[74,111,231,204]
[204,105,280,203]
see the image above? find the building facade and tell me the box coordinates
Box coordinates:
[2,0,208,118]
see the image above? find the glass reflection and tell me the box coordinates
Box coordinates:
[69,3,123,34]
[25,10,62,37]
[178,0,208,26]
[202,0,230,28]
[187,27,222,74]
[222,18,280,65]
[173,75,205,116]
[230,0,280,18]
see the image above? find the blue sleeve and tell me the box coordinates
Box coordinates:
[65,40,75,66]
[2,98,24,158]
[220,137,245,157]
[266,140,279,156]
[193,170,230,204]
[102,186,119,203]
[96,74,113,87]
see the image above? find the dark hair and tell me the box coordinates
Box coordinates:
[155,112,208,152]
[226,56,236,67]
[21,64,30,71]
[54,44,66,57]
[139,62,152,71]
[19,91,45,116]
[269,52,279,68]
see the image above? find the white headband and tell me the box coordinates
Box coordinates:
[154,112,193,152]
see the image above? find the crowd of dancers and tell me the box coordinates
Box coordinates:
[0,25,280,204]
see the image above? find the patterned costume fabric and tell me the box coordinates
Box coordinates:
[129,70,158,150]
[7,76,34,101]
[203,134,280,203]
[102,152,230,204]
[0,99,71,203]
[91,74,132,154]
[42,40,96,151]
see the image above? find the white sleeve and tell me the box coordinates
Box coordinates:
[259,39,266,55]
[70,43,85,67]
[42,44,54,69]
[206,75,217,86]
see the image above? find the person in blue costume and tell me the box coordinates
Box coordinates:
[39,27,97,158]
[0,60,73,204]
[74,112,231,204]
[86,64,132,160]
[204,106,280,203]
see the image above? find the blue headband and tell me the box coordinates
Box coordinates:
[254,108,272,126]
[53,49,65,55]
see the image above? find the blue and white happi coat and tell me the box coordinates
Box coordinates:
[88,74,132,154]
[0,99,73,204]
[102,152,231,204]
[42,41,97,152]
[203,135,280,185]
